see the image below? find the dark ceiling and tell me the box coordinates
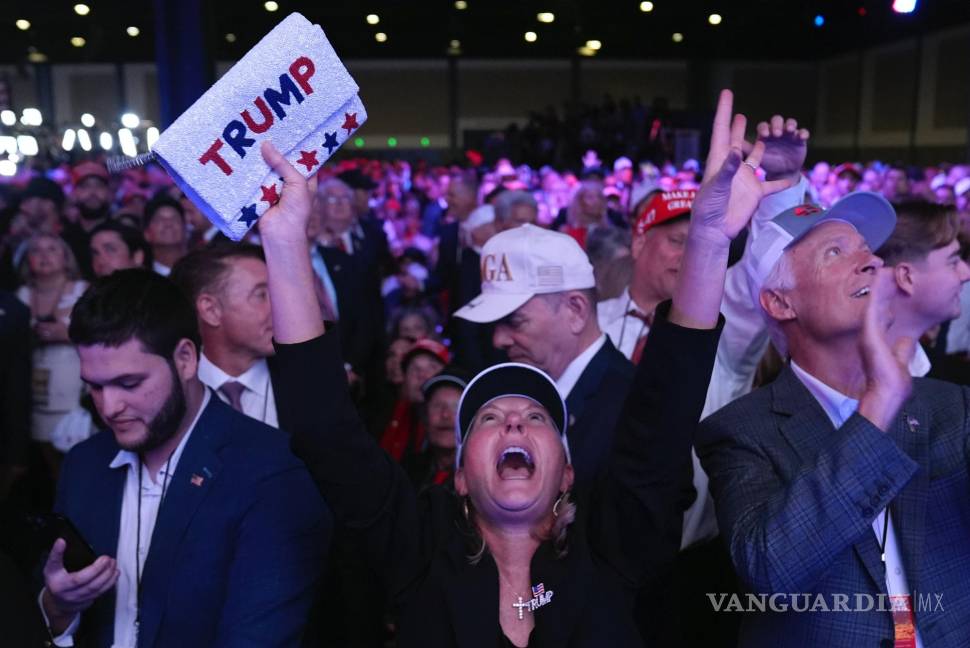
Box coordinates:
[3,0,969,65]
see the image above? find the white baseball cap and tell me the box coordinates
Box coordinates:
[454,224,596,323]
[745,191,897,317]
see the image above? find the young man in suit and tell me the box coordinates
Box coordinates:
[454,223,633,489]
[39,269,330,647]
[699,193,970,646]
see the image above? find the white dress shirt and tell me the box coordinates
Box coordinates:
[197,352,278,428]
[555,334,607,400]
[45,390,211,647]
[598,288,650,361]
[790,361,924,648]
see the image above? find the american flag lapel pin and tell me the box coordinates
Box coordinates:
[906,414,920,434]
[190,474,205,487]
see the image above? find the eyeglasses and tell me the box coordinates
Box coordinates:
[324,195,352,205]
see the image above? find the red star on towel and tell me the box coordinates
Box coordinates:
[341,112,359,135]
[297,150,319,172]
[260,183,280,206]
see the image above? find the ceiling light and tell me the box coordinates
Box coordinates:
[225,33,236,43]
[17,135,39,156]
[375,32,387,43]
[455,0,468,9]
[118,128,137,157]
[640,1,654,11]
[99,131,113,151]
[16,19,30,31]
[524,31,537,43]
[126,26,140,37]
[27,52,47,63]
[21,108,42,126]
[0,111,15,126]
[672,32,684,42]
[146,126,160,150]
[0,160,16,177]
[449,39,461,48]
[121,112,140,128]
[81,113,95,127]
[366,14,379,25]
[537,12,555,23]
[577,46,596,56]
[708,13,722,25]
[74,4,90,16]
[893,0,917,13]
[71,36,86,47]
[77,128,92,151]
[585,39,602,50]
[264,1,279,12]
[62,129,77,151]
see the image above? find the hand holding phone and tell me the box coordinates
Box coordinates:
[42,538,119,635]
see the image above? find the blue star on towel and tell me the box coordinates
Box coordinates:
[239,203,259,227]
[322,131,339,155]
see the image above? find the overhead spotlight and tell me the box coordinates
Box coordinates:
[585,39,602,50]
[814,14,825,27]
[0,160,16,177]
[74,4,90,16]
[27,51,48,63]
[366,14,379,25]
[0,110,15,126]
[16,19,30,30]
[225,33,237,43]
[450,39,461,48]
[708,13,722,25]
[375,32,387,42]
[892,0,917,13]
[121,112,140,128]
[640,1,654,11]
[0,136,16,155]
[524,31,537,43]
[127,26,140,37]
[99,132,113,151]
[577,46,596,57]
[146,126,160,150]
[672,32,684,42]
[118,128,138,157]
[77,128,93,151]
[71,36,86,47]
[62,129,77,151]
[17,135,39,156]
[455,0,468,9]
[81,113,95,127]
[537,12,555,23]
[21,108,42,126]
[264,1,279,12]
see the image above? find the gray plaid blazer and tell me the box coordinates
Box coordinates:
[698,366,970,647]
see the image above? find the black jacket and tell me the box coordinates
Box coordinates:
[275,301,721,647]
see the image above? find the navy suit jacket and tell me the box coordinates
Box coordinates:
[53,393,331,648]
[565,338,636,489]
[698,367,970,647]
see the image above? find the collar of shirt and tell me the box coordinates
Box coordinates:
[108,388,211,476]
[197,352,270,400]
[789,361,859,428]
[556,333,608,399]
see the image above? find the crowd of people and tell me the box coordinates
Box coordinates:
[1,87,970,647]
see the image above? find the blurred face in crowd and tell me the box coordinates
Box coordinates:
[399,313,431,340]
[810,162,830,188]
[425,384,460,452]
[899,240,970,326]
[27,235,68,280]
[75,177,111,217]
[935,186,956,206]
[144,206,186,248]
[883,168,910,200]
[446,181,477,221]
[91,230,144,277]
[762,222,881,351]
[455,396,572,525]
[79,337,195,453]
[631,218,689,303]
[578,183,606,221]
[199,257,274,360]
[403,353,445,403]
[493,292,591,380]
[176,191,208,233]
[836,172,860,195]
[617,167,634,185]
[318,182,355,235]
[20,196,60,232]
[352,188,371,216]
[385,337,412,385]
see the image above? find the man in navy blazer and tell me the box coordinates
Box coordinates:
[698,195,970,646]
[39,269,330,648]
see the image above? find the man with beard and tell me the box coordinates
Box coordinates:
[63,162,113,279]
[38,269,329,647]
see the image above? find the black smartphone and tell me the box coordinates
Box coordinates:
[27,513,98,572]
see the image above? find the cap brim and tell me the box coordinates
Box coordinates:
[453,291,534,323]
[789,192,897,251]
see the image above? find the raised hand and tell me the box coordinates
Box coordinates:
[858,268,914,431]
[744,115,810,182]
[42,539,119,634]
[256,141,317,247]
[693,90,795,248]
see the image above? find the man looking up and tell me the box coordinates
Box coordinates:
[142,195,188,277]
[63,162,113,279]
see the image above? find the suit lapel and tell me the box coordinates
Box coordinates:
[135,397,227,647]
[889,400,929,592]
[564,341,619,437]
